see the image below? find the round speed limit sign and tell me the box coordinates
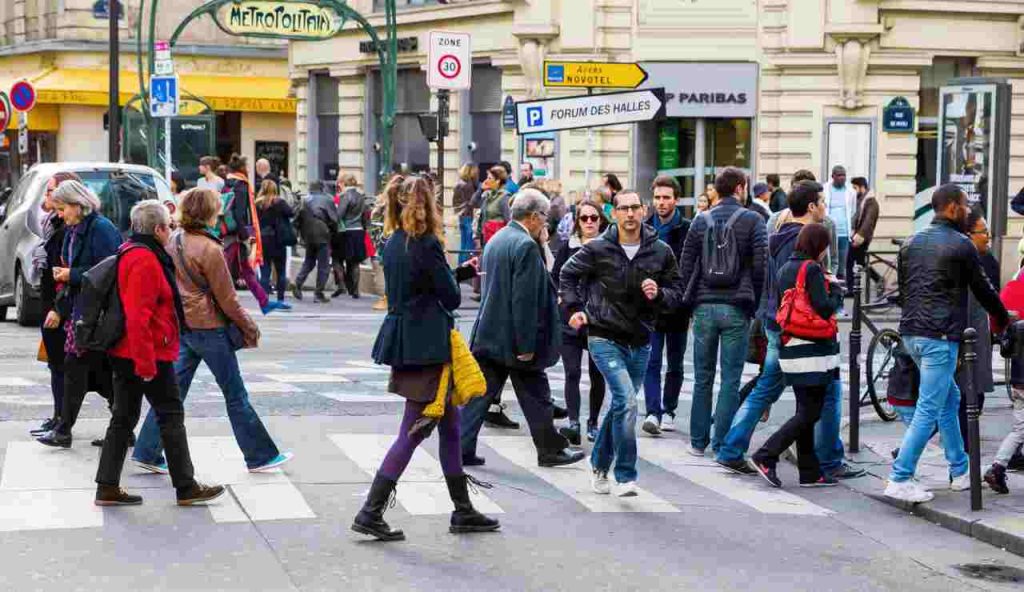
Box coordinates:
[438,54,461,80]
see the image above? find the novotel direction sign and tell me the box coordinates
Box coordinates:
[214,1,343,40]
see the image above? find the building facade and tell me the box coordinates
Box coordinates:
[0,0,296,187]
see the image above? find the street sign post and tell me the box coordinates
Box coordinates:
[515,89,666,134]
[17,112,28,157]
[10,80,36,113]
[0,92,12,133]
[543,61,648,89]
[427,31,471,91]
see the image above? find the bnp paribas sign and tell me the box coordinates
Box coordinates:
[214,0,343,40]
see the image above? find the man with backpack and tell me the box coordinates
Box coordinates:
[678,167,767,456]
[292,180,339,303]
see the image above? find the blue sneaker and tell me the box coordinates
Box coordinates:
[133,459,169,475]
[274,300,293,310]
[260,300,290,315]
[248,452,294,473]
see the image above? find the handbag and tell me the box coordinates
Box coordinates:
[279,216,298,247]
[776,260,838,342]
[746,318,767,365]
[37,338,48,363]
[172,234,247,351]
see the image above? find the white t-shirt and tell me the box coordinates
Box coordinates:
[622,242,641,260]
[197,177,225,193]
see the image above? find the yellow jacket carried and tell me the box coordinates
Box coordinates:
[423,330,486,419]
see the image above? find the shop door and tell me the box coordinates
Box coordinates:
[703,118,753,189]
[654,119,697,202]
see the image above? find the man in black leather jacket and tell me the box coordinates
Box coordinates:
[885,183,1010,504]
[560,191,684,496]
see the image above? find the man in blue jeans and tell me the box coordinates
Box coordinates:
[560,191,684,496]
[716,180,865,480]
[885,184,1009,503]
[678,167,767,455]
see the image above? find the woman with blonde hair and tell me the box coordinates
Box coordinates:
[355,176,496,542]
[256,179,294,307]
[370,174,405,311]
[454,163,478,265]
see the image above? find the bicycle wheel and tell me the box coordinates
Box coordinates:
[865,328,900,422]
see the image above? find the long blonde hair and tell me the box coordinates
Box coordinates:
[395,176,443,240]
[255,179,278,208]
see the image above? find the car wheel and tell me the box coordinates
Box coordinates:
[14,269,37,327]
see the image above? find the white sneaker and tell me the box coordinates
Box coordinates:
[591,470,611,495]
[660,414,676,432]
[642,415,662,436]
[613,480,638,497]
[950,473,971,491]
[884,479,934,503]
[688,445,706,457]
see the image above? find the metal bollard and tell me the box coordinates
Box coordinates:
[961,327,983,511]
[849,263,862,453]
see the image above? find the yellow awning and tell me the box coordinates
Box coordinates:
[25,68,295,114]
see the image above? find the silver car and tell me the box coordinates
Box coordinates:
[0,162,175,326]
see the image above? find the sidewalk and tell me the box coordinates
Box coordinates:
[839,394,1024,556]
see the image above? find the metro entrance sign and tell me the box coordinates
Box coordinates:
[515,88,666,135]
[427,31,471,90]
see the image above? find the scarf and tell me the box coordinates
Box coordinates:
[226,172,264,266]
[128,232,187,330]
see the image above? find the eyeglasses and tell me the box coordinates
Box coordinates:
[615,204,643,212]
[578,215,601,223]
[970,229,991,236]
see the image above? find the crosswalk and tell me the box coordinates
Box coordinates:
[0,429,837,533]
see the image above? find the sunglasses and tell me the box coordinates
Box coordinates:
[578,215,601,223]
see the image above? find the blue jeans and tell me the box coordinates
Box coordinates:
[690,303,749,452]
[132,329,280,469]
[815,378,846,473]
[589,337,651,484]
[890,336,968,483]
[643,330,687,420]
[894,405,915,427]
[836,236,850,281]
[458,216,475,265]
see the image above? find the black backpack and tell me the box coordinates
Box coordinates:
[700,208,747,288]
[73,246,142,352]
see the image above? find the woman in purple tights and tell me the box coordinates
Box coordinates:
[352,176,499,542]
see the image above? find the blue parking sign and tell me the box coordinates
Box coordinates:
[525,106,544,128]
[150,75,179,118]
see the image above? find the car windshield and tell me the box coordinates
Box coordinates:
[77,170,172,233]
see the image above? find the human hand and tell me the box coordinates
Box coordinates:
[517,353,535,362]
[43,311,60,329]
[464,256,480,272]
[852,233,865,248]
[641,279,659,301]
[52,267,70,283]
[568,312,588,330]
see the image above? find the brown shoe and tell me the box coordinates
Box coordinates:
[95,485,143,506]
[176,482,226,506]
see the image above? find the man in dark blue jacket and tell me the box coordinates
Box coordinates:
[678,167,767,455]
[461,189,584,468]
[641,175,691,436]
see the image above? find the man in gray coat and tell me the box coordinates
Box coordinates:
[461,189,584,468]
[292,180,338,303]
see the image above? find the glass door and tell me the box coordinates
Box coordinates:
[704,118,753,190]
[655,118,697,203]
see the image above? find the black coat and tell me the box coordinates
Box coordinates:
[40,213,66,313]
[552,237,587,344]
[646,207,691,332]
[898,218,1009,341]
[560,224,685,347]
[258,199,295,259]
[296,192,338,247]
[372,230,461,368]
[58,212,122,318]
[225,177,253,240]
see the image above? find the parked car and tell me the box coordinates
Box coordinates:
[0,162,175,326]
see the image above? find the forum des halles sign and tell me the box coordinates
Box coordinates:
[214,0,343,40]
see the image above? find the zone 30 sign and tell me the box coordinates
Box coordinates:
[214,0,343,40]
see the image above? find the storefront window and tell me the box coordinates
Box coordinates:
[315,74,340,186]
[704,118,752,187]
[469,65,502,179]
[372,69,431,175]
[917,57,977,192]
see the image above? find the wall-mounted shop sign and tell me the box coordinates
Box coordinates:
[639,62,757,119]
[360,37,418,54]
[214,0,343,40]
[883,96,915,133]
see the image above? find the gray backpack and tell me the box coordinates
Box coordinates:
[701,209,746,288]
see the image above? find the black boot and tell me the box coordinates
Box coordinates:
[352,474,405,541]
[445,475,500,534]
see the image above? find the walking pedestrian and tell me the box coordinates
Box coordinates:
[551,200,608,445]
[254,158,279,189]
[454,163,478,265]
[641,176,691,436]
[37,180,122,449]
[519,162,535,187]
[603,173,623,204]
[95,200,226,507]
[825,165,856,284]
[477,165,512,247]
[848,177,879,286]
[355,176,498,541]
[752,223,842,488]
[30,171,79,436]
[196,156,224,193]
[678,167,767,456]
[561,191,685,496]
[767,174,787,213]
[256,179,294,308]
[332,173,367,299]
[984,259,1024,494]
[292,180,338,303]
[959,209,998,452]
[501,161,520,195]
[884,184,1010,503]
[696,192,710,214]
[749,183,772,222]
[460,188,584,468]
[132,188,293,474]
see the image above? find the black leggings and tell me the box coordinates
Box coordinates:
[560,340,606,425]
[260,253,288,301]
[753,384,826,482]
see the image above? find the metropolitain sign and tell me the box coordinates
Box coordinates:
[214,0,343,40]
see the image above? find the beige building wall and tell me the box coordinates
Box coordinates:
[55,104,107,161]
[240,112,298,182]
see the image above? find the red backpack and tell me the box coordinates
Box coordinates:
[776,260,838,342]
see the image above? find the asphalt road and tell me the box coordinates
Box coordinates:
[0,292,1022,591]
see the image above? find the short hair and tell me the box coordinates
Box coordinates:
[788,181,824,216]
[651,175,681,198]
[227,153,247,173]
[573,199,609,237]
[932,183,966,213]
[792,169,816,184]
[510,188,550,221]
[500,161,513,175]
[178,188,222,230]
[308,180,325,193]
[766,173,781,187]
[170,171,186,192]
[52,180,102,215]
[714,167,746,198]
[199,155,220,170]
[832,165,846,176]
[795,223,831,260]
[612,190,640,208]
[966,206,986,231]
[129,200,171,235]
[604,173,623,193]
[521,162,534,171]
[488,165,508,185]
[851,177,869,190]
[340,173,358,188]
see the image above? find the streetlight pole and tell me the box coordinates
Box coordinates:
[108,0,120,162]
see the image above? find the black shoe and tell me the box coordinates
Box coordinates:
[91,432,136,448]
[176,482,226,506]
[351,292,361,299]
[95,485,143,506]
[1008,448,1024,472]
[826,464,867,480]
[446,475,500,534]
[313,292,330,303]
[30,417,58,436]
[753,460,782,488]
[291,285,304,301]
[799,475,839,488]
[331,286,346,298]
[538,448,585,468]
[985,464,1010,494]
[586,420,598,442]
[462,454,486,467]
[352,474,405,541]
[716,458,756,476]
[484,406,520,429]
[891,447,900,460]
[552,403,569,420]
[559,421,581,447]
[36,430,71,449]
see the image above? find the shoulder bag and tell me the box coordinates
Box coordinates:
[172,234,247,351]
[776,260,838,342]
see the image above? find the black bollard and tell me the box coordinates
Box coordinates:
[961,327,983,511]
[849,263,862,453]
